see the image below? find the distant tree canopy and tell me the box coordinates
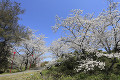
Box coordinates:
[0,0,31,72]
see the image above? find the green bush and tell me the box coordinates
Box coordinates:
[27,69,120,80]
[74,72,89,80]
[28,51,120,80]
[59,75,76,80]
[48,56,79,76]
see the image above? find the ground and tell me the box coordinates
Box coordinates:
[0,67,45,80]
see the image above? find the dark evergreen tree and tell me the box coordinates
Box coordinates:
[0,0,31,72]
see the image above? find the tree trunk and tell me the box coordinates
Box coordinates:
[106,57,116,75]
[25,58,28,70]
[19,63,23,71]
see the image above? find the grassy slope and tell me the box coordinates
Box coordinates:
[0,71,40,80]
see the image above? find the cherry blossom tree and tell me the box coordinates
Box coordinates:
[52,10,96,54]
[14,32,47,70]
[52,0,120,74]
[49,38,71,59]
[90,0,120,74]
[92,1,120,54]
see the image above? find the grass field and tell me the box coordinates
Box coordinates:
[0,71,40,80]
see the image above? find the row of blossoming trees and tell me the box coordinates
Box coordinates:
[49,0,120,75]
[9,0,120,74]
[11,31,48,70]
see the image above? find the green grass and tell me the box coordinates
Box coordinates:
[1,69,119,80]
[0,69,24,75]
[26,69,120,80]
[0,71,39,80]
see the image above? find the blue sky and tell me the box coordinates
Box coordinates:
[12,0,119,61]
[12,0,111,46]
